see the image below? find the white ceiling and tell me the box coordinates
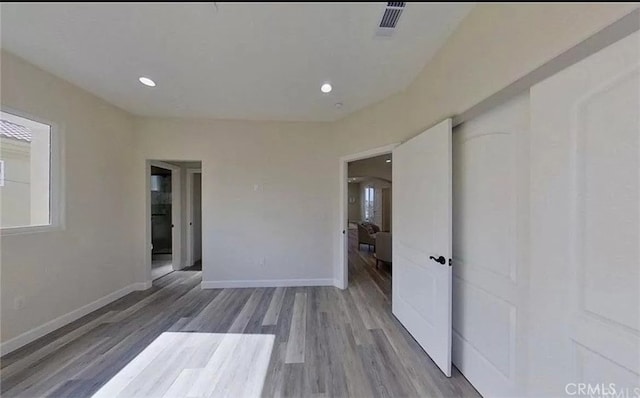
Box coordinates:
[349,153,392,181]
[1,2,473,122]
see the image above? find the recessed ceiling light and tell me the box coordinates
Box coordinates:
[335,102,343,109]
[139,77,156,87]
[321,83,332,93]
[386,159,392,163]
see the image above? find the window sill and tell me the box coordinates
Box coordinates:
[1,224,62,236]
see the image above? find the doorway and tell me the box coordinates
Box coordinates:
[346,152,394,299]
[149,161,180,280]
[339,144,396,290]
[145,160,203,282]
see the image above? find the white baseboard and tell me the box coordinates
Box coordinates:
[201,278,334,289]
[133,280,153,290]
[0,281,152,356]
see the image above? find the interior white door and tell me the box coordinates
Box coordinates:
[170,168,181,271]
[529,31,640,396]
[193,173,202,263]
[452,93,530,397]
[392,118,453,377]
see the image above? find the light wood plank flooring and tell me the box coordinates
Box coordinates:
[1,232,480,397]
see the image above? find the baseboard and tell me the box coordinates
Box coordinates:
[201,278,334,289]
[133,280,153,290]
[0,281,152,356]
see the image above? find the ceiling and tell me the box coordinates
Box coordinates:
[348,154,392,182]
[1,2,473,122]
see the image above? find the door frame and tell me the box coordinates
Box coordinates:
[186,168,202,268]
[337,143,398,289]
[146,160,182,281]
[381,187,392,232]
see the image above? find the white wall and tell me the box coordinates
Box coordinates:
[131,118,336,287]
[0,51,137,346]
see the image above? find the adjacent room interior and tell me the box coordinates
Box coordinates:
[148,160,203,281]
[1,3,638,398]
[150,164,174,280]
[346,153,393,297]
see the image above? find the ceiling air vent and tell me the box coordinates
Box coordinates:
[376,2,405,37]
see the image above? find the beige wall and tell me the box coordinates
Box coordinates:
[1,3,637,350]
[132,118,335,286]
[332,3,638,156]
[0,51,136,343]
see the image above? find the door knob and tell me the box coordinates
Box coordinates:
[429,255,446,265]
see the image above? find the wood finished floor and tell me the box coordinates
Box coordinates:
[1,231,480,397]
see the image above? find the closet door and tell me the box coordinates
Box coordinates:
[452,93,530,397]
[529,31,640,396]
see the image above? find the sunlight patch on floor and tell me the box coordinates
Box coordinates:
[91,332,275,398]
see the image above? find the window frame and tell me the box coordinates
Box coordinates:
[364,185,375,221]
[0,107,64,235]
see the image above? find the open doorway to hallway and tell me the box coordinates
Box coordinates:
[147,160,202,281]
[347,153,392,285]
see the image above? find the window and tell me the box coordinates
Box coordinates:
[364,185,375,221]
[0,111,54,230]
[150,175,163,192]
